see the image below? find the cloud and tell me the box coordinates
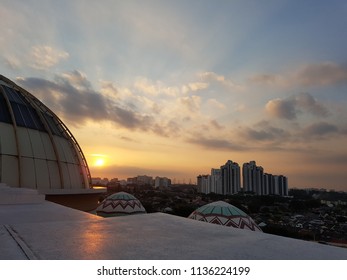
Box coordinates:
[187,136,244,151]
[249,74,284,86]
[99,80,118,98]
[134,77,181,97]
[3,56,21,70]
[302,122,339,137]
[209,119,224,130]
[200,71,242,91]
[94,164,189,179]
[29,45,69,69]
[251,62,347,88]
[240,122,290,142]
[295,62,347,86]
[265,98,296,120]
[207,98,226,110]
[265,92,329,120]
[17,71,157,132]
[181,82,209,94]
[179,95,201,112]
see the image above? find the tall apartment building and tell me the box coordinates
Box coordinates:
[197,175,209,194]
[264,173,274,195]
[243,161,264,195]
[198,160,288,196]
[274,175,288,196]
[220,160,241,195]
[263,173,288,196]
[209,168,223,194]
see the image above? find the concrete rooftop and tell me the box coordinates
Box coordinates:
[1,186,347,260]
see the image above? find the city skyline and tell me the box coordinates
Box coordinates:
[1,1,347,190]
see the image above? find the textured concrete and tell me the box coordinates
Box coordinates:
[0,225,27,260]
[1,208,347,260]
[1,187,347,260]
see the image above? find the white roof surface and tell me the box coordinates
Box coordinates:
[1,187,347,260]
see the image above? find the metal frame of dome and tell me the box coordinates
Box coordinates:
[0,75,92,192]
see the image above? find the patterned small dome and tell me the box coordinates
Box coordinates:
[96,191,146,217]
[188,201,262,232]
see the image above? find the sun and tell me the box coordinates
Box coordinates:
[90,154,108,168]
[94,158,105,167]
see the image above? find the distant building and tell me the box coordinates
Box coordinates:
[264,173,274,195]
[274,175,288,196]
[197,175,209,194]
[242,161,264,195]
[198,159,288,197]
[154,176,171,188]
[209,168,222,194]
[137,175,153,186]
[221,160,241,195]
[91,177,109,186]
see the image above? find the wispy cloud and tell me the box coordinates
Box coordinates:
[295,62,347,86]
[250,61,347,88]
[29,45,69,69]
[179,95,201,112]
[200,71,243,91]
[187,136,244,151]
[3,56,21,70]
[181,82,209,94]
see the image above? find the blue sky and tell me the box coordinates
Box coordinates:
[1,0,347,189]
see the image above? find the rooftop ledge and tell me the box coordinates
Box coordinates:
[40,187,106,195]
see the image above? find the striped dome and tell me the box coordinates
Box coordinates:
[96,191,146,217]
[188,201,262,232]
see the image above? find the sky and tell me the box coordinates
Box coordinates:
[1,0,347,190]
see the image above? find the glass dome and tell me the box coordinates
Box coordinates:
[0,75,91,193]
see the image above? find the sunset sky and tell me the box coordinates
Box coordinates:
[1,0,347,190]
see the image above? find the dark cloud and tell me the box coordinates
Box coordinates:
[249,74,280,86]
[266,92,329,120]
[303,153,347,165]
[251,62,347,88]
[295,92,328,116]
[296,62,347,86]
[303,122,339,137]
[187,136,244,151]
[92,164,189,179]
[242,126,289,142]
[17,71,156,131]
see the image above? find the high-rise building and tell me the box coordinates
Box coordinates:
[209,168,222,194]
[243,161,264,195]
[221,160,241,195]
[264,173,274,195]
[198,160,288,197]
[197,175,209,194]
[274,175,288,196]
